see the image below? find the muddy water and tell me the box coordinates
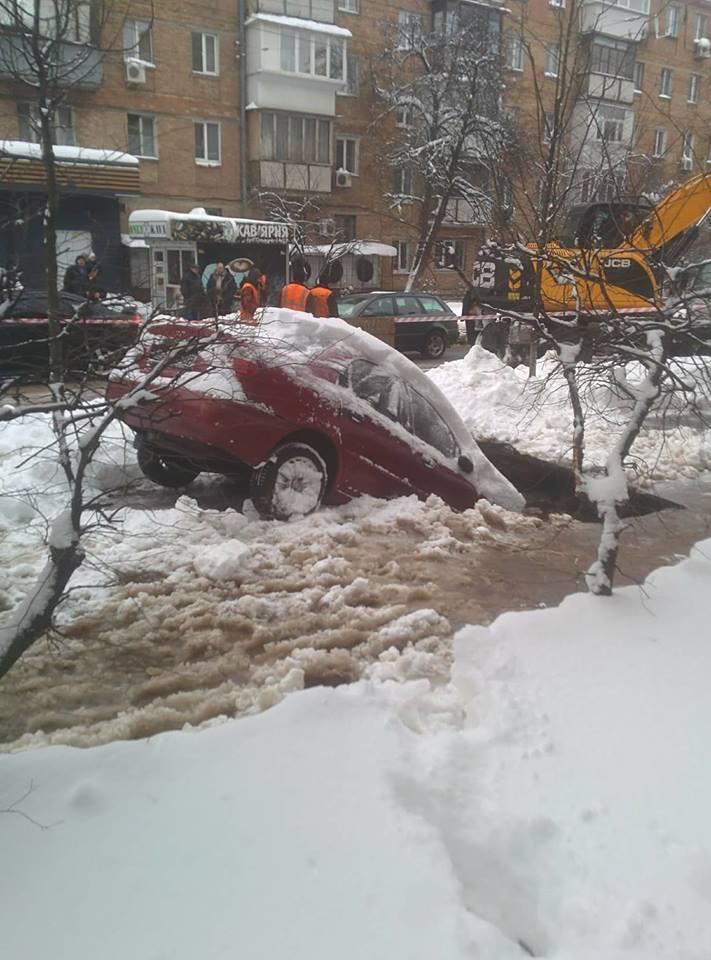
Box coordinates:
[1,480,709,749]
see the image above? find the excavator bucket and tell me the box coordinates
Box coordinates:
[629,173,711,262]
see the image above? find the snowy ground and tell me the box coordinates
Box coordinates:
[1,538,710,959]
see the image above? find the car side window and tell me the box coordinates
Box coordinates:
[394,296,419,316]
[360,296,394,317]
[348,359,411,427]
[417,296,449,315]
[407,387,458,458]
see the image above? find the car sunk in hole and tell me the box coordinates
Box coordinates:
[107,310,523,521]
[337,291,459,359]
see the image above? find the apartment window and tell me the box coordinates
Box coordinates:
[393,167,413,195]
[652,128,666,157]
[688,74,700,104]
[593,104,627,143]
[633,61,644,93]
[695,14,709,40]
[682,131,695,164]
[280,31,344,81]
[549,0,565,6]
[261,112,330,164]
[397,10,423,51]
[339,53,359,95]
[506,33,523,71]
[394,240,410,272]
[612,0,649,11]
[194,120,221,165]
[192,32,218,75]
[336,136,359,174]
[660,68,673,98]
[338,0,359,11]
[123,18,153,63]
[334,215,357,240]
[435,240,464,269]
[17,103,75,146]
[664,5,680,38]
[590,38,633,79]
[545,43,560,78]
[396,103,414,126]
[127,113,156,158]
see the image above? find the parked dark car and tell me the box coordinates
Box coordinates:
[337,292,459,359]
[0,290,142,379]
[107,312,523,520]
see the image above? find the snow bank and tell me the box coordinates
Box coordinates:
[1,540,710,959]
[429,346,711,482]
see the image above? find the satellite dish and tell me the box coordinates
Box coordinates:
[323,260,344,284]
[230,257,253,273]
[356,257,373,282]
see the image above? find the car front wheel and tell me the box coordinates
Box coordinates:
[421,329,447,359]
[136,443,200,488]
[250,442,328,520]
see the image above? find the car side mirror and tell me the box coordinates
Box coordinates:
[458,454,473,474]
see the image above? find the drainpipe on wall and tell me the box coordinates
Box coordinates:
[238,0,248,217]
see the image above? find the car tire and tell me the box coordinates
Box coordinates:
[421,329,447,359]
[136,443,200,488]
[250,442,328,521]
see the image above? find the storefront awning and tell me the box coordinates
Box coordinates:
[0,140,140,196]
[128,207,292,245]
[304,241,397,258]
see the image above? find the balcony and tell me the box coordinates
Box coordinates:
[249,0,335,25]
[586,72,635,104]
[253,160,332,192]
[0,34,103,88]
[579,1,649,42]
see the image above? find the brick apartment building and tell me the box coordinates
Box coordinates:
[1,0,711,304]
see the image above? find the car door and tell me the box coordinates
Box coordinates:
[354,296,395,345]
[336,358,425,501]
[393,295,425,352]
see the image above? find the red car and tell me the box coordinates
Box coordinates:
[107,311,523,520]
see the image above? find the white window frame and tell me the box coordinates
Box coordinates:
[507,34,523,72]
[260,112,331,164]
[660,67,673,98]
[612,0,649,12]
[338,52,359,96]
[394,240,410,273]
[664,5,680,38]
[280,30,344,81]
[545,43,560,78]
[127,112,157,159]
[549,0,565,7]
[695,14,709,40]
[338,0,359,12]
[397,10,423,51]
[593,105,626,144]
[192,32,219,76]
[194,119,221,166]
[123,18,154,64]
[336,135,359,175]
[435,239,465,270]
[652,127,666,158]
[688,74,700,104]
[682,131,695,164]
[395,103,414,127]
[633,60,644,93]
[18,102,75,146]
[394,166,413,196]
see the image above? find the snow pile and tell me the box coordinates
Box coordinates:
[429,346,711,481]
[1,539,710,959]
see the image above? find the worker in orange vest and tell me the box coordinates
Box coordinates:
[279,260,310,311]
[239,266,262,324]
[306,272,339,318]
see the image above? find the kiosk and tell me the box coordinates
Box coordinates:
[127,207,291,309]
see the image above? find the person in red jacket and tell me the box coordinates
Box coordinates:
[279,261,310,311]
[306,272,339,318]
[239,267,262,324]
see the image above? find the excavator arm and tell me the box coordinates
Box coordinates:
[629,173,711,265]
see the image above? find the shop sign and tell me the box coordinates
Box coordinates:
[128,221,169,238]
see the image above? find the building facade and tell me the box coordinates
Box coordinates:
[1,0,711,302]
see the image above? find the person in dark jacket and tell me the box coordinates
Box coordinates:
[180,263,204,321]
[306,272,339,318]
[85,251,104,300]
[63,255,88,296]
[207,262,237,317]
[239,266,262,324]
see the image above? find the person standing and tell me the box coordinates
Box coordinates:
[239,266,262,324]
[207,262,237,317]
[63,255,88,296]
[279,261,310,311]
[180,262,204,321]
[85,251,104,300]
[306,272,339,318]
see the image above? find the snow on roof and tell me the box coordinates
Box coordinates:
[304,241,397,258]
[245,12,352,38]
[129,207,279,228]
[121,234,148,249]
[0,140,139,166]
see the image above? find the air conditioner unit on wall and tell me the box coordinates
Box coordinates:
[335,170,352,188]
[320,218,337,237]
[125,58,147,84]
[694,37,711,58]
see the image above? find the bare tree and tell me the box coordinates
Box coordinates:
[371,5,505,291]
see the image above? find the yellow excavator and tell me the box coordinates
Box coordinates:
[464,173,711,354]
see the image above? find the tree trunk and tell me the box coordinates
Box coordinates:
[38,100,64,383]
